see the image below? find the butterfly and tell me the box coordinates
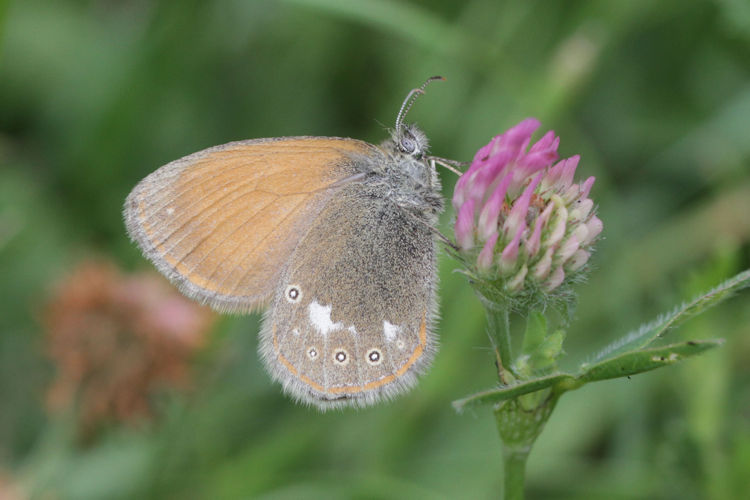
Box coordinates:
[124,76,458,409]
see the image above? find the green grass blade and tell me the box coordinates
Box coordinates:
[282,0,471,54]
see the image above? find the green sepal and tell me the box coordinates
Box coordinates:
[521,312,547,355]
[495,392,559,448]
[530,329,565,370]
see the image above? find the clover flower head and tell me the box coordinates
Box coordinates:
[453,118,602,294]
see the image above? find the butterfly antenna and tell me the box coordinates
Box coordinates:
[395,76,445,137]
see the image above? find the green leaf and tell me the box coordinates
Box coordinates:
[452,373,574,412]
[578,339,723,383]
[453,340,723,412]
[591,269,750,362]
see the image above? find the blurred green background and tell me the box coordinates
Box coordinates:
[1,0,750,498]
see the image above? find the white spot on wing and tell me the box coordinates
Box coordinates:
[383,320,401,341]
[166,207,175,215]
[308,300,343,337]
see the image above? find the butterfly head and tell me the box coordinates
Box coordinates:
[393,123,429,160]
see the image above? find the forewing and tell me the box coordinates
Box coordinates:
[259,182,438,409]
[124,137,376,312]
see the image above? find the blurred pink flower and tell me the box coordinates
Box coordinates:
[43,259,215,436]
[453,118,602,292]
[0,470,25,500]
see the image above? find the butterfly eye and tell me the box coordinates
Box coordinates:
[400,135,417,154]
[285,285,302,303]
[397,126,427,159]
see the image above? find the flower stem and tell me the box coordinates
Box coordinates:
[486,306,513,383]
[494,392,558,499]
[502,444,529,500]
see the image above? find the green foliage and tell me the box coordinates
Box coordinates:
[578,339,722,383]
[457,269,743,499]
[591,269,750,362]
[455,338,724,411]
[455,269,746,415]
[1,0,749,499]
[453,374,571,411]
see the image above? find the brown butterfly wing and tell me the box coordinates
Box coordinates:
[124,137,377,312]
[259,180,439,409]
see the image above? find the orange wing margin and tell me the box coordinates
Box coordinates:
[124,137,377,312]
